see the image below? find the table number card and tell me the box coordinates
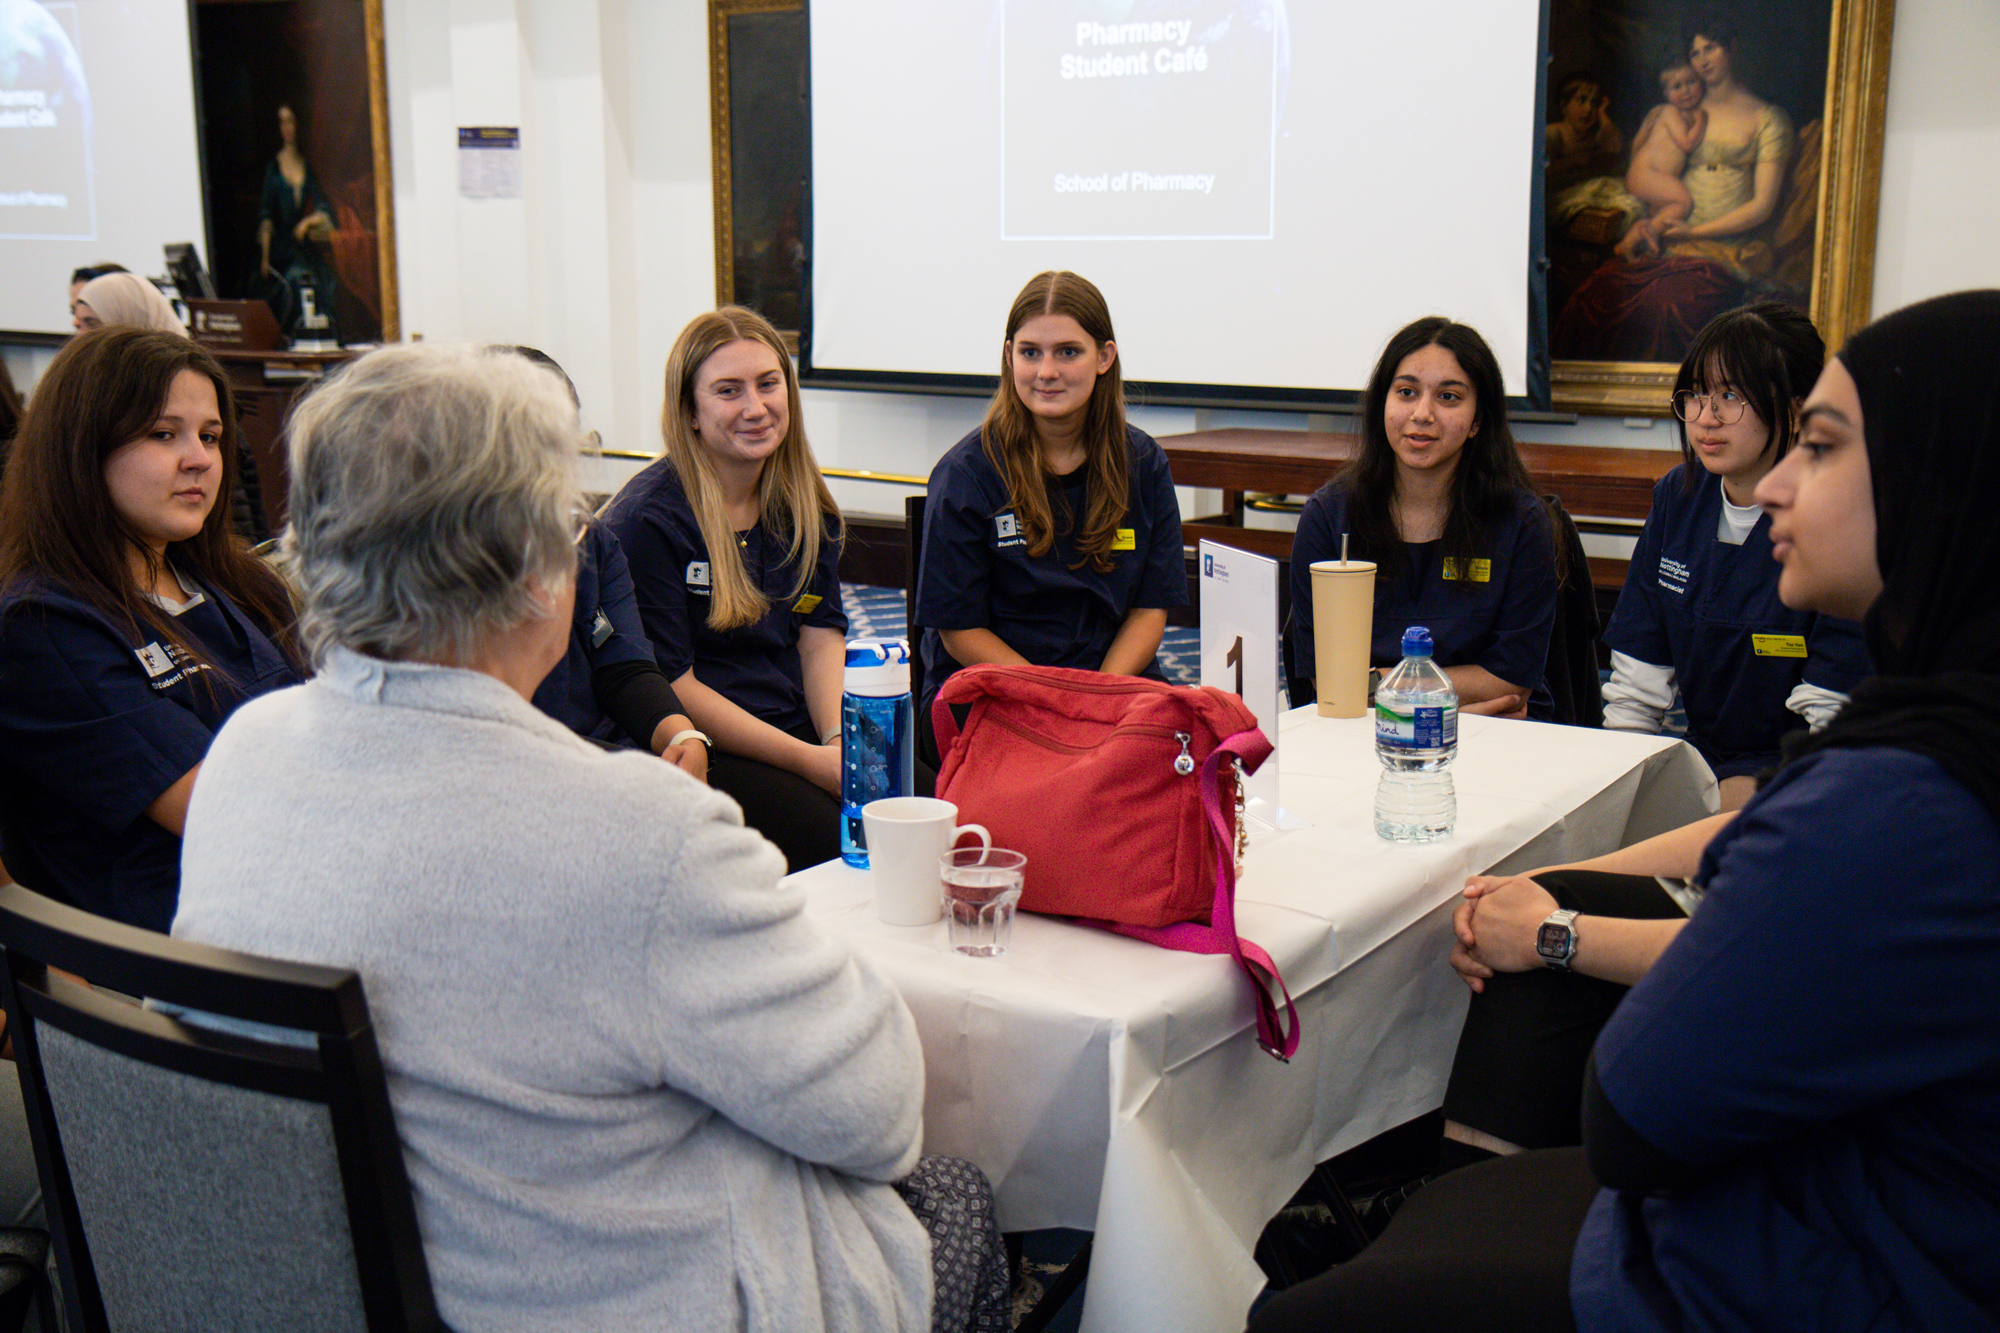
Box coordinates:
[1198,540,1303,831]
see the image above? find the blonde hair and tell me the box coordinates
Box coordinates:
[659,307,841,631]
[979,271,1129,572]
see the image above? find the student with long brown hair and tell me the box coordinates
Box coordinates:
[1252,288,2000,1333]
[1287,317,1560,718]
[0,328,302,931]
[603,306,846,870]
[915,271,1187,759]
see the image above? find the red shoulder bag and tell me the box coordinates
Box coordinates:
[933,664,1299,1060]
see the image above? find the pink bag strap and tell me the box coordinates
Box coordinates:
[930,683,965,755]
[1104,728,1301,1061]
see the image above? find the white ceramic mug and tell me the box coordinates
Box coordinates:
[863,797,991,926]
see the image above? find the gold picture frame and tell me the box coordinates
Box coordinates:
[708,0,805,352]
[1548,0,1894,414]
[193,0,399,343]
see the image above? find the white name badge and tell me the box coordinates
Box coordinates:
[135,643,174,678]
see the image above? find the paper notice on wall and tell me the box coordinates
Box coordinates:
[458,127,521,198]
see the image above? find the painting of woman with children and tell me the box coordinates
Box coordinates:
[1544,3,1835,370]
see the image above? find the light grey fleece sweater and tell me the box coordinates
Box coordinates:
[174,648,932,1332]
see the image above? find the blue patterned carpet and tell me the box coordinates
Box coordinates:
[843,584,1202,686]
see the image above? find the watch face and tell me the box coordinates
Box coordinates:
[1537,920,1572,959]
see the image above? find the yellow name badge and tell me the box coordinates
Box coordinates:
[1751,633,1808,658]
[792,594,823,615]
[1440,558,1492,582]
[1110,529,1136,551]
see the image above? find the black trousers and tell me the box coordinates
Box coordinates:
[706,744,842,874]
[1248,1147,1601,1333]
[707,719,935,874]
[1442,870,1687,1149]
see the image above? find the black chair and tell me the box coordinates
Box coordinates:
[1542,494,1604,728]
[905,493,944,769]
[1282,502,1601,723]
[0,884,442,1332]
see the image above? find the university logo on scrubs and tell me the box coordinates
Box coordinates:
[994,513,1025,549]
[685,560,711,591]
[1656,556,1691,596]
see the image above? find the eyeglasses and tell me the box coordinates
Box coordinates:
[1672,390,1747,425]
[570,504,599,548]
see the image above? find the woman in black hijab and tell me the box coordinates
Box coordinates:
[1250,290,2000,1333]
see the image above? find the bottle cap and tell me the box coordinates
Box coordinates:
[1400,626,1435,657]
[844,638,911,696]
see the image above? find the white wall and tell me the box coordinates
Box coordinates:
[1868,0,2000,312]
[363,0,2000,514]
[10,0,1996,510]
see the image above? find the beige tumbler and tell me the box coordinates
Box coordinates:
[1310,559,1377,718]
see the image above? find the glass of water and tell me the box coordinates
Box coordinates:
[940,847,1027,957]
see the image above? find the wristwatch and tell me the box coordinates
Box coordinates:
[1536,909,1581,971]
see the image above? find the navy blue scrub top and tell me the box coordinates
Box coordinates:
[601,458,847,734]
[916,425,1188,708]
[1288,483,1560,718]
[0,575,302,932]
[1604,467,1870,777]
[531,522,659,746]
[1573,746,2000,1332]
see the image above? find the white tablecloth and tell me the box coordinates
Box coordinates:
[789,710,1716,1333]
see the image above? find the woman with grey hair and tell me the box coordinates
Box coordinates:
[170,342,1008,1332]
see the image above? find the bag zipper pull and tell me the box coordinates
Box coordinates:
[1173,731,1195,776]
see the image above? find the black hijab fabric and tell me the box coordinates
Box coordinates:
[1841,289,2000,677]
[1779,290,2000,822]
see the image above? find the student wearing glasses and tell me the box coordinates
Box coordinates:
[1432,307,1872,1164]
[1602,303,1869,810]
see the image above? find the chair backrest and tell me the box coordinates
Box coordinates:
[0,884,441,1333]
[905,492,933,721]
[1542,494,1604,728]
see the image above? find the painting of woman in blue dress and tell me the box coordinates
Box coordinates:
[256,102,341,336]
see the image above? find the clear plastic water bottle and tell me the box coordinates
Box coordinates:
[840,638,916,868]
[1374,626,1458,842]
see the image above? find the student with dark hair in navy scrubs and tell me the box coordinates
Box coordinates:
[531,521,710,771]
[1603,302,1870,811]
[498,347,709,777]
[0,328,303,933]
[916,271,1187,763]
[603,307,848,871]
[1252,290,2000,1333]
[1436,307,1874,1163]
[1288,317,1560,719]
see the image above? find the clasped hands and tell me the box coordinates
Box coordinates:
[1450,873,1559,992]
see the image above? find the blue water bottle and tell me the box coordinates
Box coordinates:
[840,638,916,867]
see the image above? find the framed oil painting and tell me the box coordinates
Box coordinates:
[193,0,397,345]
[1546,0,1894,413]
[708,0,806,349]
